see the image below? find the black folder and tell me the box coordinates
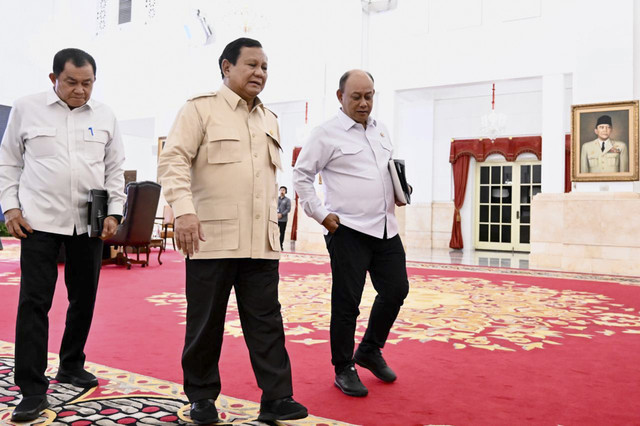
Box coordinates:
[388,159,411,206]
[88,189,108,237]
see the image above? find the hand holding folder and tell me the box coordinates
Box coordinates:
[87,189,108,237]
[388,159,411,206]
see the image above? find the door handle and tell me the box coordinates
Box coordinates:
[516,210,520,219]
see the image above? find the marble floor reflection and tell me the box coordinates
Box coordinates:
[404,247,531,270]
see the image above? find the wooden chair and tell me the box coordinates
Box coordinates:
[160,205,175,250]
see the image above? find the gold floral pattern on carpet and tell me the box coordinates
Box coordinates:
[0,341,351,425]
[147,271,640,352]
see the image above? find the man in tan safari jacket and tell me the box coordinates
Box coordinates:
[157,37,307,425]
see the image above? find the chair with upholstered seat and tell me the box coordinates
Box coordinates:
[102,181,162,269]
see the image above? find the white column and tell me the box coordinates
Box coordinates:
[361,10,370,69]
[541,73,565,194]
[634,0,640,193]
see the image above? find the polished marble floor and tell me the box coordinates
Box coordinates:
[404,247,531,270]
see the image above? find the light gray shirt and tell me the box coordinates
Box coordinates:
[293,109,398,239]
[0,90,125,235]
[277,195,291,222]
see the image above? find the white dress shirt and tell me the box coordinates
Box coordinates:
[0,90,125,235]
[293,109,398,239]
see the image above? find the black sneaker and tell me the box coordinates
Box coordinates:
[334,364,368,397]
[258,397,308,422]
[11,395,49,422]
[354,347,397,382]
[55,369,99,388]
[190,399,219,424]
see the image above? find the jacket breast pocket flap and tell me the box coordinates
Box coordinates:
[25,127,57,157]
[198,204,239,251]
[207,126,241,164]
[267,134,282,170]
[339,144,363,155]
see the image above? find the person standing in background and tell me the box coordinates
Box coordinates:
[277,186,291,250]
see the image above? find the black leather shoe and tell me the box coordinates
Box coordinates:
[11,395,50,422]
[354,347,397,382]
[334,364,368,396]
[190,399,219,424]
[258,397,308,422]
[55,369,99,388]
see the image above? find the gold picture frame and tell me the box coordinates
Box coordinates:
[571,100,639,182]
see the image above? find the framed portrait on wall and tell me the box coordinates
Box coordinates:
[571,100,639,182]
[157,136,166,161]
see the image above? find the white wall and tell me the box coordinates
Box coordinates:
[1,0,638,251]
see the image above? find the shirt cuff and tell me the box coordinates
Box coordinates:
[312,207,331,225]
[107,201,124,217]
[1,199,21,214]
[172,197,196,218]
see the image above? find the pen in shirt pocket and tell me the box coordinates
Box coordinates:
[88,127,94,136]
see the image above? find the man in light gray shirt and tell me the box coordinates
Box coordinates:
[0,48,125,422]
[277,185,291,250]
[293,70,409,397]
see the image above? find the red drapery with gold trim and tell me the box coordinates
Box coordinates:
[449,136,542,163]
[449,155,470,249]
[290,147,302,241]
[448,136,542,249]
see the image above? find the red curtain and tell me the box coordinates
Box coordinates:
[449,136,542,163]
[564,134,571,193]
[290,147,303,241]
[449,155,470,249]
[448,136,542,249]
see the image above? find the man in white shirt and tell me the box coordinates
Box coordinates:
[293,70,409,397]
[0,48,125,422]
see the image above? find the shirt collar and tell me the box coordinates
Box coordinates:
[46,89,94,110]
[219,83,264,112]
[337,108,376,130]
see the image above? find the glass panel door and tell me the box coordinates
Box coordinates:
[475,161,541,252]
[517,164,541,247]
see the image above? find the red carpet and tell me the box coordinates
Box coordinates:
[0,238,639,425]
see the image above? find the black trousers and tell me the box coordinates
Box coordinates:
[182,258,293,403]
[324,225,409,371]
[15,230,103,397]
[278,221,287,250]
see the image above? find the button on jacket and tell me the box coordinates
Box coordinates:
[158,84,282,260]
[580,138,629,173]
[293,109,397,239]
[0,90,126,235]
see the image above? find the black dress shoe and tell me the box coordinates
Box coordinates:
[258,396,308,422]
[55,369,99,388]
[354,347,397,382]
[334,364,368,397]
[11,395,50,422]
[190,399,219,424]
